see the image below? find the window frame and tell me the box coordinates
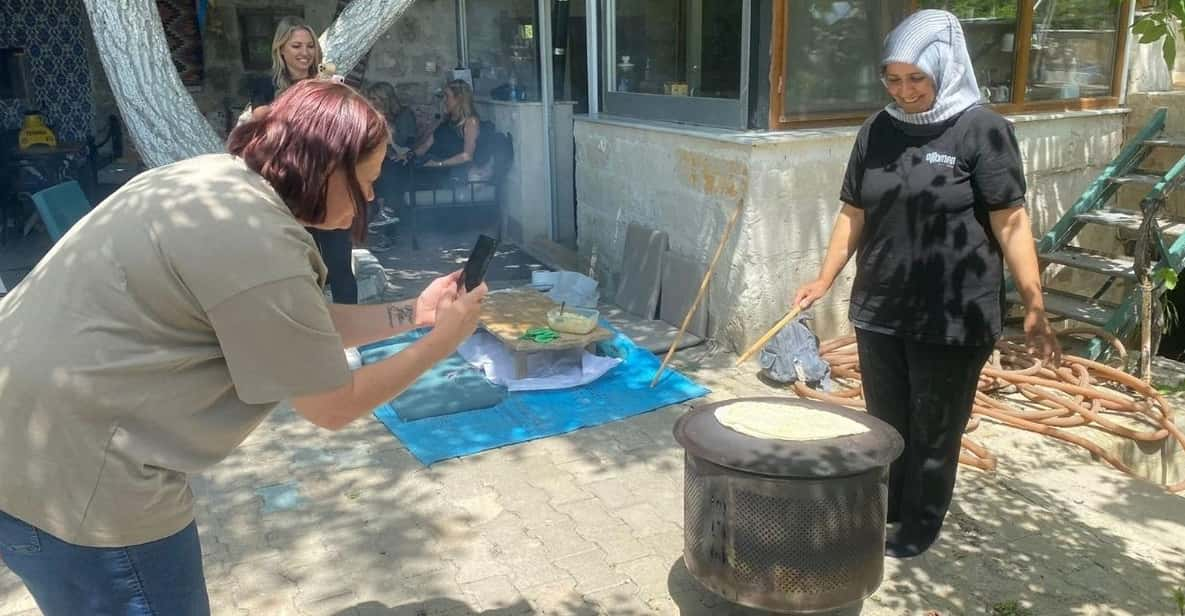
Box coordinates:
[767,0,1133,129]
[601,0,752,129]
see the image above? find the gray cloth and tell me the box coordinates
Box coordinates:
[759,312,832,390]
[881,9,981,125]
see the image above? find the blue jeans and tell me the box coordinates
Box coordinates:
[0,509,210,615]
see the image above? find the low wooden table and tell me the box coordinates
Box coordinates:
[479,288,613,378]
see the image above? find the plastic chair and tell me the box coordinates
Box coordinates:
[30,180,91,242]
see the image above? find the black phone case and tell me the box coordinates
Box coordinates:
[461,235,499,291]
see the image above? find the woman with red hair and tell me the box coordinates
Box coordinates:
[0,79,485,615]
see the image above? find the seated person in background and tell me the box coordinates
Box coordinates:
[366,81,418,241]
[377,80,481,213]
[365,81,418,153]
[411,79,480,170]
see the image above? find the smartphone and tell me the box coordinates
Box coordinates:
[460,234,499,292]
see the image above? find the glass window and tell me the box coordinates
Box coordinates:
[467,0,541,102]
[782,1,910,116]
[611,0,743,99]
[920,1,1019,104]
[1027,0,1120,101]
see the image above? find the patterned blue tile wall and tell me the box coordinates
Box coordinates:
[0,0,94,143]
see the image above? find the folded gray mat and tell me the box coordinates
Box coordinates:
[600,304,704,355]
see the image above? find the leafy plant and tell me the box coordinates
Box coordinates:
[1127,0,1185,72]
[1153,264,1180,291]
[1152,265,1181,338]
[1172,585,1184,616]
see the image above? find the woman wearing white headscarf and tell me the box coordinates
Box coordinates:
[793,10,1059,558]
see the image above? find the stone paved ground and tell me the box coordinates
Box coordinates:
[3,229,1185,615]
[3,347,1183,615]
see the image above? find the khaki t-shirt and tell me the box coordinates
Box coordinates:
[0,153,351,547]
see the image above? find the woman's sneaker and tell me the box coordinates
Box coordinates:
[367,209,400,231]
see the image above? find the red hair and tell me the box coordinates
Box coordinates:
[227,79,389,240]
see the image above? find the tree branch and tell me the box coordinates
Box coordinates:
[83,0,222,168]
[320,0,419,76]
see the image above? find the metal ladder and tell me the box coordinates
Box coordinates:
[1007,107,1185,360]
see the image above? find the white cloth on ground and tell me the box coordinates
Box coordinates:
[458,331,621,391]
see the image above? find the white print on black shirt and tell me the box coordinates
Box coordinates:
[925,151,957,167]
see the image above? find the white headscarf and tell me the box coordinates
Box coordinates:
[881,10,981,125]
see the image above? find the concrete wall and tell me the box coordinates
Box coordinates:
[476,99,575,247]
[575,111,1126,351]
[1121,91,1185,218]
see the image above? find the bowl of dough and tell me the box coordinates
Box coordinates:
[546,306,599,335]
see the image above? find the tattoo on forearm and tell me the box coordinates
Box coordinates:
[387,304,414,328]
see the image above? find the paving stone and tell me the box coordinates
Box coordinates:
[585,580,653,616]
[526,471,595,505]
[523,511,597,561]
[151,293,1185,616]
[589,523,655,565]
[613,555,676,603]
[475,510,537,553]
[461,574,528,611]
[449,486,506,526]
[295,589,359,615]
[0,579,37,616]
[374,446,429,475]
[612,503,668,537]
[230,558,299,614]
[2,610,46,616]
[557,498,626,534]
[205,581,246,616]
[451,538,512,584]
[582,477,650,509]
[638,530,685,559]
[395,572,476,614]
[502,545,573,590]
[524,578,599,615]
[428,461,496,501]
[424,505,481,549]
[554,549,632,595]
[488,477,552,513]
[610,422,664,453]
[284,561,357,603]
[350,577,422,613]
[256,481,308,514]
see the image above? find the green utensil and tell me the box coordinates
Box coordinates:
[520,326,560,343]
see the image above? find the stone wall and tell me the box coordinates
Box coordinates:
[575,110,1127,351]
[86,0,459,142]
[362,0,458,133]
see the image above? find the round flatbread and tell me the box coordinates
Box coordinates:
[714,400,869,441]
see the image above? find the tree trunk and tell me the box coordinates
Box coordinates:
[87,0,414,167]
[83,0,222,168]
[320,0,418,76]
[335,0,373,88]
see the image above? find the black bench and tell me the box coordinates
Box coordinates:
[405,128,513,250]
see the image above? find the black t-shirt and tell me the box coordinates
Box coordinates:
[840,106,1025,346]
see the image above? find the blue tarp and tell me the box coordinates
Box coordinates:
[364,326,709,465]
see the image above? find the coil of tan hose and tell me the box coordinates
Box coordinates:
[788,327,1185,492]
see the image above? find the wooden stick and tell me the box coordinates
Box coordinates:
[650,199,746,388]
[735,305,803,366]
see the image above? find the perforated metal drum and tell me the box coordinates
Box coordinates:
[674,397,904,614]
